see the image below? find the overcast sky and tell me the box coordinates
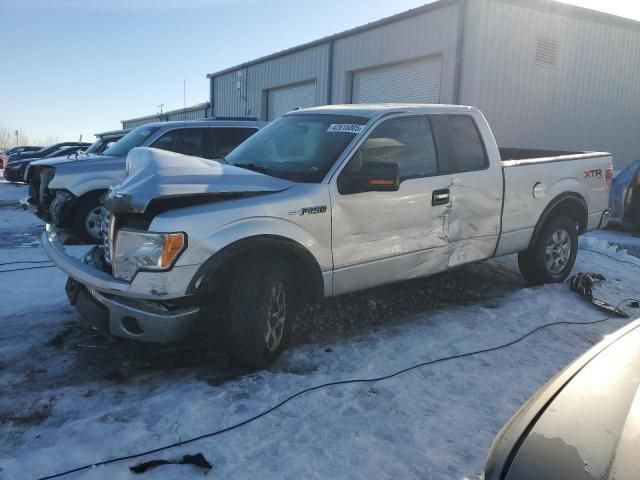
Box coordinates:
[1,0,639,143]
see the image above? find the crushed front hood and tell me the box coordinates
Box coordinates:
[107,147,295,213]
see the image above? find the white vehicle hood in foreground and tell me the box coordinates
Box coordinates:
[108,147,295,213]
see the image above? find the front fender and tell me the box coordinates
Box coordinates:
[178,216,332,274]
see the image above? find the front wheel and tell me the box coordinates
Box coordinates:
[518,216,578,285]
[73,192,108,244]
[225,258,293,369]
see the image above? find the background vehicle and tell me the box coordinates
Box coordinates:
[44,104,612,369]
[25,120,265,242]
[3,144,90,182]
[6,141,90,165]
[1,145,42,168]
[485,316,640,480]
[609,159,640,231]
[82,129,130,156]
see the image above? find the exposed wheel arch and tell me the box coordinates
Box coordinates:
[70,188,108,218]
[188,235,325,305]
[71,189,109,243]
[528,192,588,250]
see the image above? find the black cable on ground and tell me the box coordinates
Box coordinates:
[35,297,640,480]
[0,260,52,267]
[0,265,56,273]
[579,247,640,269]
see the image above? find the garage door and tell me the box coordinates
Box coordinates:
[267,81,317,120]
[352,56,442,104]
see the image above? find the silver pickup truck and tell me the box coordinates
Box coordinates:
[25,120,265,242]
[43,104,613,369]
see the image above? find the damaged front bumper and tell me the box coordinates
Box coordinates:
[42,225,201,343]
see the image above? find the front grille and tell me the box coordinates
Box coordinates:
[39,168,55,206]
[28,166,55,210]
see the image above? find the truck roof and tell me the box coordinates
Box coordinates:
[288,103,480,119]
[136,119,268,130]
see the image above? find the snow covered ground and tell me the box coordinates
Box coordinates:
[1,175,640,480]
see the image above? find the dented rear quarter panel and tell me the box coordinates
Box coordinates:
[497,154,612,256]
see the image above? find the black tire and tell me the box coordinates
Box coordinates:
[518,215,578,285]
[225,257,293,370]
[72,192,108,244]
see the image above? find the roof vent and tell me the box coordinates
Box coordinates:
[535,37,558,67]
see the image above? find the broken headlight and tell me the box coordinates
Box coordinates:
[112,229,186,281]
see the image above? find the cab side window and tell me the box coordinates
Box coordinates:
[344,116,438,181]
[214,128,257,158]
[150,128,205,157]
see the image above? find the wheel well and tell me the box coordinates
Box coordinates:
[530,193,588,248]
[191,236,325,306]
[72,189,107,214]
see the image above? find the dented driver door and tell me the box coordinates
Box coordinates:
[330,114,452,296]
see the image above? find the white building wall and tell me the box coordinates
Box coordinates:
[122,103,210,129]
[461,0,640,168]
[331,2,461,104]
[213,43,330,120]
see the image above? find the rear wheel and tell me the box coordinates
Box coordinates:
[73,192,107,244]
[224,258,293,370]
[518,215,578,284]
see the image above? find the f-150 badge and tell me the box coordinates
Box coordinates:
[289,206,327,216]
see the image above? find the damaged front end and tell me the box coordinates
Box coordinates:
[105,147,294,215]
[24,163,80,232]
[23,164,58,222]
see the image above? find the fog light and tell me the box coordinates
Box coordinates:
[121,316,144,335]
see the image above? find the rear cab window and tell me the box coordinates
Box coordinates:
[429,114,488,173]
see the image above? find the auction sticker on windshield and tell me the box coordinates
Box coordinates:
[327,124,366,134]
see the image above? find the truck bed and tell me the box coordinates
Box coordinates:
[496,148,612,257]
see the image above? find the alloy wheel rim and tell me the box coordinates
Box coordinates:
[85,206,107,239]
[545,228,571,274]
[264,281,286,353]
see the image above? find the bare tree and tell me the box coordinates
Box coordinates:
[15,129,30,146]
[0,125,13,150]
[0,124,60,150]
[31,135,60,147]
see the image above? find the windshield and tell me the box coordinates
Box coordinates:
[36,144,63,156]
[83,139,103,154]
[102,126,159,157]
[225,114,369,182]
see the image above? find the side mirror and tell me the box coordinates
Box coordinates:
[339,161,400,194]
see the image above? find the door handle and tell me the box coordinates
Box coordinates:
[432,188,450,206]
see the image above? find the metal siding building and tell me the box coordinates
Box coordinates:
[207,0,640,168]
[121,102,211,129]
[461,0,640,170]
